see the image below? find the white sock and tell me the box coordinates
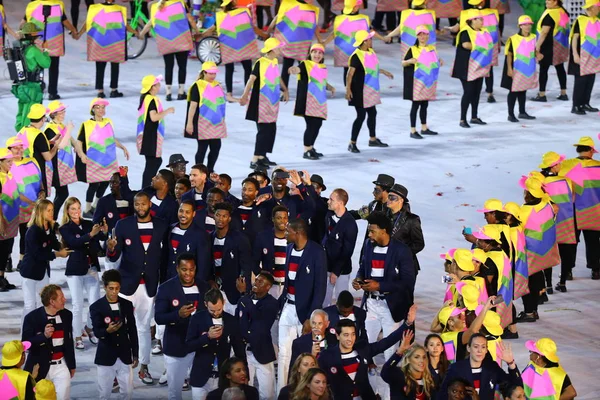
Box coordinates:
[92,197,100,208]
[85,202,93,212]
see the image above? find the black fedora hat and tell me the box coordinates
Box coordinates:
[311,174,327,191]
[389,184,409,202]
[167,154,189,167]
[373,174,395,189]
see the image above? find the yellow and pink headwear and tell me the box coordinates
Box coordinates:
[440,248,457,262]
[416,25,429,35]
[473,224,502,243]
[140,74,163,93]
[343,0,363,14]
[438,305,466,326]
[6,137,24,149]
[584,0,600,9]
[201,61,219,73]
[503,201,522,222]
[456,281,480,310]
[519,172,548,200]
[573,136,598,153]
[0,148,14,160]
[454,248,475,272]
[477,198,504,213]
[475,306,503,336]
[353,30,375,47]
[27,104,48,120]
[90,98,109,111]
[526,338,560,362]
[261,37,284,53]
[539,151,565,169]
[47,100,67,115]
[310,43,325,53]
[518,15,533,25]
[466,9,484,20]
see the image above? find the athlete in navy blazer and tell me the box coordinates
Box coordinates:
[279,239,327,324]
[324,303,368,347]
[237,291,279,365]
[59,219,106,276]
[358,238,416,322]
[322,209,359,278]
[90,296,139,366]
[185,295,245,388]
[120,175,179,226]
[107,214,169,297]
[93,173,133,232]
[22,307,76,379]
[20,224,61,281]
[181,170,215,228]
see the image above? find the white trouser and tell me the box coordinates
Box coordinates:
[268,283,284,299]
[103,254,121,271]
[97,358,133,400]
[47,361,71,400]
[191,377,218,400]
[221,291,237,315]
[165,353,195,400]
[277,302,303,393]
[156,324,165,341]
[22,276,49,321]
[269,283,284,349]
[119,284,155,365]
[324,273,351,307]
[365,297,400,400]
[66,268,101,337]
[247,351,275,400]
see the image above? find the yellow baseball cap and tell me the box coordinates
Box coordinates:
[467,9,483,20]
[34,379,57,400]
[518,15,533,25]
[473,224,502,243]
[520,175,546,199]
[310,43,325,53]
[343,0,363,14]
[573,136,597,152]
[412,0,426,6]
[456,281,480,310]
[1,340,31,367]
[454,248,475,272]
[90,98,109,111]
[47,100,67,115]
[0,148,14,160]
[539,151,565,169]
[202,61,219,73]
[483,310,503,336]
[6,137,24,148]
[438,306,465,326]
[221,0,233,7]
[503,201,522,221]
[477,198,503,213]
[472,248,487,263]
[416,25,429,35]
[27,104,48,120]
[526,338,559,363]
[584,0,600,9]
[261,37,284,53]
[468,0,483,5]
[140,74,163,93]
[353,30,375,47]
[439,248,457,261]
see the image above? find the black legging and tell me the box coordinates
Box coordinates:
[70,0,94,28]
[435,18,458,30]
[53,185,69,220]
[373,11,397,31]
[460,78,483,121]
[0,239,14,273]
[86,181,109,203]
[351,106,377,142]
[342,67,349,87]
[142,156,163,189]
[409,101,429,127]
[485,68,494,94]
[573,74,596,107]
[303,116,323,147]
[95,62,120,90]
[225,60,253,94]
[196,139,222,172]
[498,14,505,36]
[256,6,274,29]
[19,223,27,255]
[539,63,567,92]
[507,91,526,117]
[582,229,600,270]
[522,270,545,313]
[281,57,297,89]
[48,56,60,96]
[254,123,277,157]
[558,243,577,284]
[163,51,188,86]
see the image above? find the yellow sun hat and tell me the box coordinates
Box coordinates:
[90,98,109,111]
[27,104,48,120]
[584,0,600,9]
[503,201,522,221]
[412,0,426,6]
[201,61,219,73]
[47,100,68,115]
[438,305,466,326]
[0,148,14,160]
[467,9,484,20]
[353,30,375,47]
[416,25,430,35]
[573,136,598,153]
[454,248,475,272]
[6,137,24,148]
[34,379,57,400]
[477,198,504,213]
[472,248,487,263]
[310,43,325,53]
[473,224,502,243]
[1,340,31,367]
[261,37,284,53]
[140,74,163,94]
[483,310,503,336]
[343,0,363,14]
[518,15,533,25]
[526,338,560,363]
[539,151,565,169]
[456,281,480,310]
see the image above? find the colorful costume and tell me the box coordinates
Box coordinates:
[216,7,260,64]
[246,57,281,123]
[427,0,461,19]
[150,0,194,56]
[273,0,319,61]
[86,3,127,63]
[537,7,570,65]
[398,9,436,58]
[332,13,370,67]
[293,60,329,119]
[16,126,51,196]
[25,0,66,58]
[486,249,514,327]
[559,158,600,231]
[76,119,119,183]
[501,32,538,92]
[0,4,6,54]
[349,47,381,108]
[0,170,21,241]
[187,80,227,139]
[377,0,408,13]
[403,43,440,101]
[137,94,166,158]
[522,362,568,400]
[568,13,600,111]
[520,201,560,275]
[45,122,77,187]
[11,158,43,224]
[453,24,494,81]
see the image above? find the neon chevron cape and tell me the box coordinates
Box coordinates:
[571,15,600,76]
[509,225,529,300]
[0,372,20,400]
[427,0,461,19]
[486,250,513,328]
[137,95,165,158]
[0,5,5,54]
[522,362,568,400]
[194,80,227,139]
[16,127,52,196]
[0,172,21,240]
[410,44,439,101]
[490,0,510,14]
[537,8,570,65]
[487,338,503,366]
[543,176,577,244]
[11,158,42,224]
[274,0,319,60]
[460,9,499,66]
[45,123,77,187]
[25,1,65,57]
[151,0,193,55]
[301,60,328,119]
[217,8,259,64]
[86,4,127,63]
[559,158,600,231]
[351,48,382,108]
[507,33,538,92]
[520,202,560,275]
[441,331,460,363]
[252,57,281,123]
[399,9,436,59]
[457,25,493,81]
[377,0,408,12]
[333,14,370,67]
[81,119,119,183]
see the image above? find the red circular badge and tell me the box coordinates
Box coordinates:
[104,317,111,324]
[330,367,337,374]
[330,328,336,334]
[42,243,47,248]
[172,299,180,307]
[76,234,80,238]
[263,248,268,255]
[125,239,132,246]
[108,212,114,218]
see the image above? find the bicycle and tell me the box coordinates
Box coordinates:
[126,0,151,59]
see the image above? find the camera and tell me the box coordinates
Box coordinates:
[4,41,27,83]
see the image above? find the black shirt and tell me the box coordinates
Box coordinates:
[139,97,159,156]
[349,53,365,107]
[33,132,50,192]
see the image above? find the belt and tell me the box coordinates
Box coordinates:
[210,371,219,378]
[49,359,63,365]
[286,298,295,305]
[368,294,386,300]
[273,281,284,286]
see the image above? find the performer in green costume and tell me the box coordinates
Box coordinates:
[519,0,546,33]
[11,22,51,132]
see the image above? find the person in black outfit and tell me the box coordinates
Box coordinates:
[70,0,95,29]
[307,174,328,243]
[206,357,259,400]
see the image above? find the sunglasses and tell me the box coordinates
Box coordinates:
[388,194,401,201]
[373,187,383,194]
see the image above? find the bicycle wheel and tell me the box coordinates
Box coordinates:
[126,19,148,59]
[196,37,221,65]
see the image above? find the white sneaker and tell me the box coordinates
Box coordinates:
[75,339,85,350]
[151,343,163,355]
[159,371,168,386]
[138,368,155,385]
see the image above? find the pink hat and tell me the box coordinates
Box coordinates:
[90,98,110,110]
[416,25,429,35]
[439,248,457,260]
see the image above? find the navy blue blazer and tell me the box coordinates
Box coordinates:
[279,240,327,324]
[322,210,359,276]
[278,385,292,400]
[210,229,252,305]
[120,177,179,226]
[107,215,169,297]
[22,307,76,379]
[308,195,328,243]
[155,277,209,358]
[225,193,241,209]
[236,293,279,364]
[319,322,412,400]
[357,238,416,322]
[93,192,132,232]
[181,181,215,228]
[164,222,211,282]
[289,333,317,376]
[230,202,273,246]
[323,305,368,347]
[252,228,287,276]
[59,220,105,276]
[438,358,522,400]
[258,184,316,225]
[185,310,245,388]
[20,224,61,281]
[90,296,139,366]
[382,353,440,400]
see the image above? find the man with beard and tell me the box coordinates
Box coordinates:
[386,184,425,274]
[323,188,358,307]
[259,169,316,225]
[181,164,215,222]
[93,172,133,233]
[211,202,252,314]
[253,205,289,299]
[236,272,279,400]
[324,290,368,348]
[277,218,327,392]
[156,253,209,399]
[216,174,241,208]
[232,177,272,245]
[165,200,211,282]
[204,188,226,233]
[350,174,395,220]
[307,174,328,242]
[186,289,245,400]
[166,154,189,180]
[289,309,330,373]
[106,191,169,385]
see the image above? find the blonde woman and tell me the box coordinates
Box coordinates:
[382,344,438,399]
[20,200,70,318]
[279,353,318,400]
[290,368,330,400]
[59,197,108,350]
